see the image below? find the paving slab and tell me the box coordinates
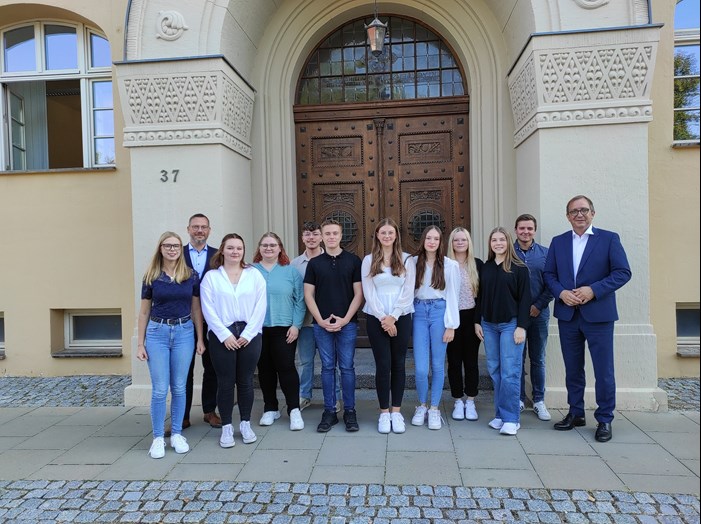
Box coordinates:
[385,451,462,485]
[236,449,317,482]
[165,462,242,481]
[459,467,545,488]
[310,464,385,484]
[26,463,109,481]
[529,454,626,490]
[617,473,701,495]
[0,449,64,480]
[596,442,694,476]
[13,424,98,450]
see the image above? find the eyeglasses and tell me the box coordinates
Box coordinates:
[189,225,210,231]
[161,243,181,251]
[567,208,591,217]
[260,243,278,248]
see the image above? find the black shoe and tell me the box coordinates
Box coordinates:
[595,422,612,442]
[343,409,359,432]
[554,413,586,431]
[317,410,338,433]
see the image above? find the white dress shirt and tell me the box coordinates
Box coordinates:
[572,225,594,284]
[200,266,267,343]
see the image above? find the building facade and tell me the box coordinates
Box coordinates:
[0,0,698,409]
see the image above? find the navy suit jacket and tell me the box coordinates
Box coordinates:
[184,244,216,282]
[543,227,631,323]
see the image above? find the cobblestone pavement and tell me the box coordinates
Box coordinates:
[0,376,698,522]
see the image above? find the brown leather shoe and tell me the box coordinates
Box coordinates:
[182,419,191,429]
[203,412,222,428]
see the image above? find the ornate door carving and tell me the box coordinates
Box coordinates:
[294,97,470,255]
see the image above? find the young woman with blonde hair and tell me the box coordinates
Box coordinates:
[137,231,205,459]
[446,227,483,421]
[361,218,415,434]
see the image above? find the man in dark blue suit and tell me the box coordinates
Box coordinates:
[182,213,221,429]
[544,195,631,442]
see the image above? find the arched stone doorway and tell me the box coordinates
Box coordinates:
[293,16,471,256]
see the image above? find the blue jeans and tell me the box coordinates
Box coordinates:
[520,313,549,403]
[482,318,525,424]
[145,319,195,437]
[313,322,357,411]
[297,326,340,400]
[413,299,448,407]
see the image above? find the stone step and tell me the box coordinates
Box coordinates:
[307,348,494,390]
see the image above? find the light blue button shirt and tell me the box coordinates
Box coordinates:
[188,243,208,278]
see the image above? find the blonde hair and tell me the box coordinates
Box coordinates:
[368,218,406,277]
[143,231,192,285]
[447,227,479,296]
[486,227,524,273]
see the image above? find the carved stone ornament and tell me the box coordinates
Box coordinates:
[156,11,189,41]
[508,31,657,146]
[118,60,255,158]
[572,0,610,9]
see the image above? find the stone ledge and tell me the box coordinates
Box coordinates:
[52,348,123,358]
[677,345,700,358]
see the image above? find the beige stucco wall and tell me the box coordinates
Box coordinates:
[0,0,133,376]
[648,0,700,378]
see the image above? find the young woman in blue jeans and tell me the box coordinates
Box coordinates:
[137,232,205,459]
[474,227,531,436]
[407,225,460,430]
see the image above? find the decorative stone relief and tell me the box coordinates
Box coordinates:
[508,32,657,146]
[118,60,254,158]
[156,11,189,41]
[572,0,609,9]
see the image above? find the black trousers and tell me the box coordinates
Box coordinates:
[446,308,481,398]
[258,326,300,414]
[366,314,411,410]
[184,322,218,420]
[208,329,262,424]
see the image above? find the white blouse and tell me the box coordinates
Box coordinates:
[406,256,461,329]
[361,253,415,320]
[200,266,267,343]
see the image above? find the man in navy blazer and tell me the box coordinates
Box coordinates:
[543,195,631,442]
[183,213,221,429]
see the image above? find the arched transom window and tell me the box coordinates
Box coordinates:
[297,16,465,105]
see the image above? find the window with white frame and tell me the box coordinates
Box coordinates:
[64,309,121,349]
[674,0,700,143]
[0,312,5,354]
[676,304,700,356]
[0,21,114,171]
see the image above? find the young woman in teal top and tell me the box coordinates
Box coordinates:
[253,232,306,431]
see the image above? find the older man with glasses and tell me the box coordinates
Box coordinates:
[544,196,631,443]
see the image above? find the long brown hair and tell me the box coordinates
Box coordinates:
[368,218,406,277]
[142,231,192,285]
[252,232,291,265]
[414,225,446,290]
[447,226,479,296]
[210,233,249,269]
[487,227,524,273]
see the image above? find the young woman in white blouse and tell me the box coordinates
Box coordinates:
[361,218,415,434]
[200,233,267,448]
[407,225,460,430]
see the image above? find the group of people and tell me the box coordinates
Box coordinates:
[136,194,631,459]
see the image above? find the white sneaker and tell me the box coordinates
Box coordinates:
[427,408,442,430]
[390,412,406,434]
[533,401,552,421]
[411,405,428,426]
[500,422,520,435]
[299,397,311,411]
[239,421,257,444]
[148,437,165,459]
[465,399,478,421]
[290,408,304,431]
[170,434,189,454]
[335,400,342,413]
[451,399,465,420]
[488,417,503,430]
[519,400,525,412]
[259,410,281,426]
[378,412,391,434]
[220,424,235,448]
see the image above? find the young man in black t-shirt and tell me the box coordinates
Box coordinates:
[303,220,363,432]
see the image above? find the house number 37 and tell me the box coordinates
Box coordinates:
[160,169,180,182]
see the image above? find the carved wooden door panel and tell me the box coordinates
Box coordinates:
[294,98,470,346]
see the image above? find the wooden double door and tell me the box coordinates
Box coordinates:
[294,96,471,257]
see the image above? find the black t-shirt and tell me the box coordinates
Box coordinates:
[304,250,362,323]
